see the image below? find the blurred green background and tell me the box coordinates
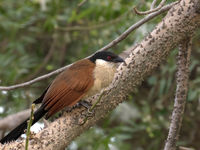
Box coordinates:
[0,0,200,149]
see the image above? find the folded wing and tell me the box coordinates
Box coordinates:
[42,59,95,118]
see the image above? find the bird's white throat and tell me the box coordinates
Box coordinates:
[95,59,116,68]
[84,59,117,98]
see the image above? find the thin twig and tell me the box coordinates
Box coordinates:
[25,104,35,150]
[78,0,88,7]
[98,1,177,52]
[22,37,56,82]
[59,17,123,31]
[164,38,192,150]
[0,2,177,91]
[134,0,168,15]
[0,64,70,91]
[179,146,194,150]
[151,0,158,9]
[58,9,130,32]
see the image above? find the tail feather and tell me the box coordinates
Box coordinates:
[0,106,47,144]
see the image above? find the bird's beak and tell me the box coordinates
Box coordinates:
[113,56,124,63]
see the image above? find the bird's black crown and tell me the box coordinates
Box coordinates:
[89,51,124,63]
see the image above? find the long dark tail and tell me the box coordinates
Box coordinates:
[0,106,47,144]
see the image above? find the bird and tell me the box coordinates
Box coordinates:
[0,51,124,144]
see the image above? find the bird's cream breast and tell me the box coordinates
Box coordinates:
[84,59,117,98]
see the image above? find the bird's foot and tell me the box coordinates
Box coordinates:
[86,108,94,117]
[77,101,96,125]
[78,100,94,117]
[80,100,95,116]
[74,100,92,108]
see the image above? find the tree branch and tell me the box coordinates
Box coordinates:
[151,0,158,9]
[134,0,168,15]
[22,36,56,82]
[164,37,192,150]
[0,2,176,91]
[0,109,30,132]
[1,0,199,149]
[58,9,128,31]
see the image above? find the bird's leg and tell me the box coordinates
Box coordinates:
[63,100,93,115]
[80,91,105,125]
[87,91,105,114]
[77,100,94,116]
[77,100,92,109]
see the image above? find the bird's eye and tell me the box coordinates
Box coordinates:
[107,56,112,61]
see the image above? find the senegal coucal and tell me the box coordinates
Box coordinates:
[0,51,124,144]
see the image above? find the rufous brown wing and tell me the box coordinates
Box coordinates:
[43,59,95,118]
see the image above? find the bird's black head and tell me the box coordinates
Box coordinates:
[89,51,124,63]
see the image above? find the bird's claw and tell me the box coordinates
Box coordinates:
[78,100,92,109]
[87,109,94,117]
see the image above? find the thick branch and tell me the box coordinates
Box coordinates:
[0,109,30,131]
[164,38,192,150]
[1,0,200,149]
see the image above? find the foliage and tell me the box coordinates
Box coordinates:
[0,0,200,149]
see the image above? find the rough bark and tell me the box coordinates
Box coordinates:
[1,0,200,149]
[164,38,192,150]
[0,109,30,139]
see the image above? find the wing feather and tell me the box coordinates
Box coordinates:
[42,59,95,118]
